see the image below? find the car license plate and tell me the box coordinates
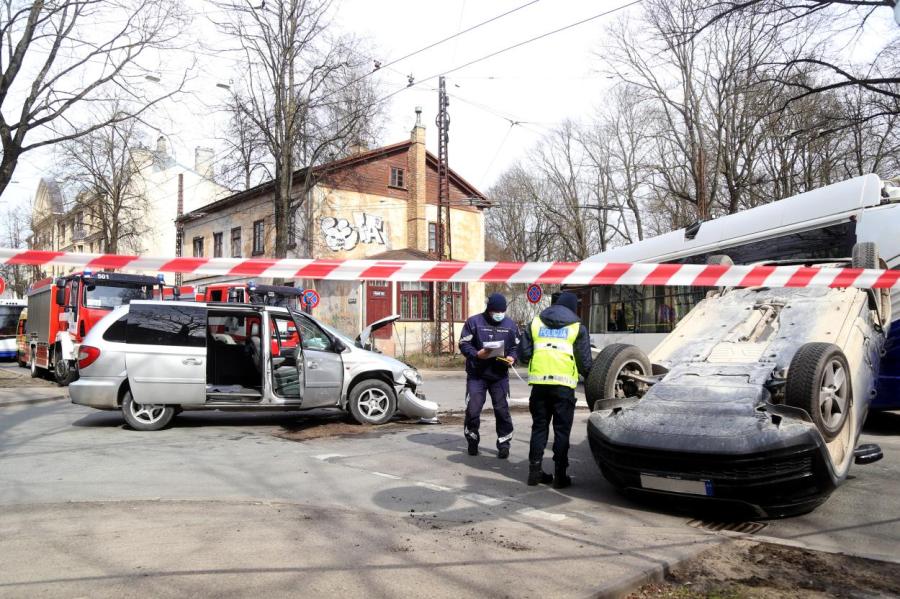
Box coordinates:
[640,474,713,496]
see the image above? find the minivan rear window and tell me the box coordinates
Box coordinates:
[127,304,206,347]
[103,314,128,343]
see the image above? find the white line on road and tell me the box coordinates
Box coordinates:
[416,482,452,492]
[371,471,402,480]
[313,454,345,461]
[462,493,505,506]
[518,508,567,522]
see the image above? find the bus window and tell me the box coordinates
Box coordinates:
[588,284,708,334]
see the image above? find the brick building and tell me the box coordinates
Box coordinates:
[180,110,488,355]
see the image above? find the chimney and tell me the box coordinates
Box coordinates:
[407,106,428,251]
[156,135,168,156]
[194,146,215,179]
[347,140,368,156]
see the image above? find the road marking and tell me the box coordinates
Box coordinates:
[313,454,345,461]
[371,471,402,480]
[518,508,566,522]
[416,482,452,492]
[462,493,504,506]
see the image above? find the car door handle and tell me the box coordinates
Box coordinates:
[182,358,203,365]
[307,361,319,369]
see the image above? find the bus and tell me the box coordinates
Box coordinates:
[569,174,900,410]
[0,299,26,360]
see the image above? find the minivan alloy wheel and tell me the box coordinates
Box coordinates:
[357,388,390,419]
[819,359,848,431]
[129,401,168,425]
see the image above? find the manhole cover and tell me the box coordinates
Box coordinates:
[687,519,767,535]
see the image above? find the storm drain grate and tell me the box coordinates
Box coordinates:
[687,519,768,535]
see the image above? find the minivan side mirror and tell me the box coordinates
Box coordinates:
[333,338,347,353]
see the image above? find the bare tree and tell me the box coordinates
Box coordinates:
[701,1,899,102]
[486,163,559,263]
[214,0,383,259]
[0,203,32,297]
[0,0,188,196]
[55,111,151,254]
[218,91,271,190]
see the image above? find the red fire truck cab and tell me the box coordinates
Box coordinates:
[199,282,304,308]
[26,271,160,385]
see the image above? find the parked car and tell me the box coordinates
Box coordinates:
[586,244,888,518]
[69,300,438,431]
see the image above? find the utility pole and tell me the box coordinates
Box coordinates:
[434,76,455,355]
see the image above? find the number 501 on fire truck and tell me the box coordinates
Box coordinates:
[25,271,160,385]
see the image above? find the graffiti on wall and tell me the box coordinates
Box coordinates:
[321,213,386,251]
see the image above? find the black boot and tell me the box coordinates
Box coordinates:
[497,446,509,459]
[527,462,553,486]
[467,437,479,456]
[553,464,571,489]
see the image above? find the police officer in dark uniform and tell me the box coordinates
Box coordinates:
[459,293,520,458]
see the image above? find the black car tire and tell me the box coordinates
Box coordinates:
[785,342,851,442]
[54,348,78,386]
[851,242,878,270]
[348,379,396,425]
[122,390,175,431]
[29,351,39,378]
[586,343,652,410]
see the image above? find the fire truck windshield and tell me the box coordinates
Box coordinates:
[83,283,150,309]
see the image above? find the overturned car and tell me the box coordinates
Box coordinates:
[586,244,888,518]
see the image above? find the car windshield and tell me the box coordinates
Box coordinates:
[0,305,23,336]
[298,313,355,347]
[83,283,149,309]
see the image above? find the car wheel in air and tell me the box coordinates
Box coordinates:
[585,343,652,410]
[54,352,78,386]
[348,379,396,425]
[851,242,878,270]
[785,342,851,442]
[122,390,175,431]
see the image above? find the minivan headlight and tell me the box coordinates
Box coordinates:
[402,368,422,386]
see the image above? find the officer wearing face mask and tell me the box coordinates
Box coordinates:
[458,293,520,459]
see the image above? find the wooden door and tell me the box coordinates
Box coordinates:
[365,280,393,339]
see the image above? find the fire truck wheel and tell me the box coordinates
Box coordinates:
[54,354,78,386]
[122,390,175,431]
[29,352,39,378]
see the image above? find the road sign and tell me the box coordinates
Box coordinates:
[526,284,542,304]
[302,289,320,309]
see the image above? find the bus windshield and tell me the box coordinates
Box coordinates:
[0,305,24,336]
[83,283,150,309]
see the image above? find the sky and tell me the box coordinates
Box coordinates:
[2,0,895,218]
[2,0,631,214]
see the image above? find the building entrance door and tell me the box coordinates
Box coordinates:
[365,280,393,339]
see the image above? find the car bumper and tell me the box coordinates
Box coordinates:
[69,376,123,410]
[396,387,439,421]
[587,416,836,519]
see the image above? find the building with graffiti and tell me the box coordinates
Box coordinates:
[179,110,488,355]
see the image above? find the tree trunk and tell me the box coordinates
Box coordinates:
[0,150,20,198]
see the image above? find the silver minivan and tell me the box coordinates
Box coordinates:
[69,300,438,430]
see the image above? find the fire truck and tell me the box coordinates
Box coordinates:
[25,271,160,384]
[198,281,305,308]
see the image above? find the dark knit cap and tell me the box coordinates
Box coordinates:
[556,291,578,314]
[486,292,507,312]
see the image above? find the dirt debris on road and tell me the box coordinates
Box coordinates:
[0,366,57,388]
[273,412,466,441]
[629,539,900,598]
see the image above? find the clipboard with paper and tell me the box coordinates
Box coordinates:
[482,340,505,358]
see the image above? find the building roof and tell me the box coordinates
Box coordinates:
[367,248,438,261]
[179,140,487,221]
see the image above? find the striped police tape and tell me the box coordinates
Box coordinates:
[2,247,899,289]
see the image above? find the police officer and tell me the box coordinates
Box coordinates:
[520,291,592,487]
[459,292,519,458]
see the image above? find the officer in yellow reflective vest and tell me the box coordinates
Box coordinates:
[520,291,593,487]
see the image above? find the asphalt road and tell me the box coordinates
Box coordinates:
[0,365,898,597]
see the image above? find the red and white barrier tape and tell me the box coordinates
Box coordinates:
[3,248,899,288]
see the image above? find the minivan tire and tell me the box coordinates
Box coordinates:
[348,379,397,425]
[122,390,175,431]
